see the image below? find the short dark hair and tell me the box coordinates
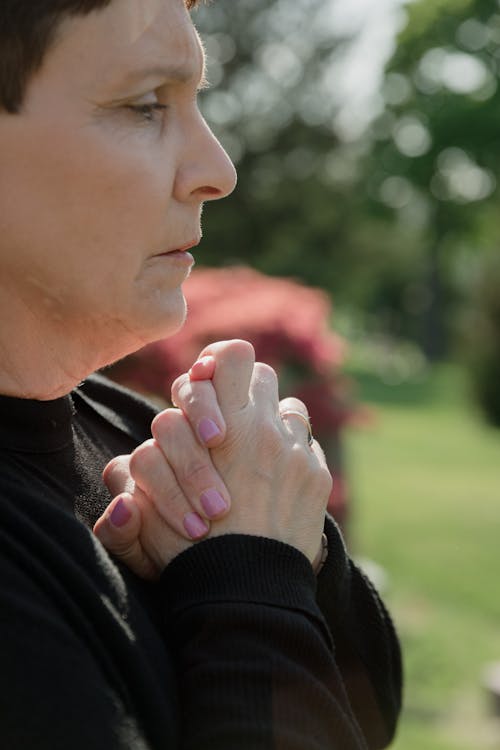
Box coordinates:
[0,0,200,113]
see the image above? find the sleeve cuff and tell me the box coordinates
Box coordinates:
[160,534,332,645]
[315,515,352,624]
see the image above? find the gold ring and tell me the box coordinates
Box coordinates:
[281,409,314,447]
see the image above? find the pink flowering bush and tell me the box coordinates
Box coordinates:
[107,266,360,530]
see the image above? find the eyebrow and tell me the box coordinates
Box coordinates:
[118,59,208,91]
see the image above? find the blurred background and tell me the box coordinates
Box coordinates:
[109,0,500,746]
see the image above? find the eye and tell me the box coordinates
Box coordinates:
[125,102,168,122]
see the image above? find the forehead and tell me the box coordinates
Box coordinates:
[105,0,197,51]
[48,0,204,97]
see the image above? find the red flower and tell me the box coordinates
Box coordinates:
[109,266,348,421]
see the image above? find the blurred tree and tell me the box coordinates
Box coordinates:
[362,0,500,358]
[192,0,364,295]
[192,0,500,365]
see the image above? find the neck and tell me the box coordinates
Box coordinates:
[0,295,120,400]
[0,328,86,400]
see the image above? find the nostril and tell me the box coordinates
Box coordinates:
[200,186,223,198]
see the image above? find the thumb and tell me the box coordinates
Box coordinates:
[93,492,159,581]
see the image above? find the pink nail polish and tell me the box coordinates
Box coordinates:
[189,356,215,381]
[200,489,227,518]
[198,417,221,443]
[110,497,131,528]
[183,512,209,539]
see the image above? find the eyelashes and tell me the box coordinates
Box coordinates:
[125,103,168,123]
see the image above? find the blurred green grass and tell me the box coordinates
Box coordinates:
[344,362,500,750]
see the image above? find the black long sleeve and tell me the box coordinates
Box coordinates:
[0,374,401,748]
[0,488,368,749]
[317,518,403,748]
[162,534,368,749]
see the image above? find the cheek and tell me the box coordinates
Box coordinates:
[74,140,174,245]
[3,123,174,263]
[0,119,184,339]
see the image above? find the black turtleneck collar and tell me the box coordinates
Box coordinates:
[0,390,75,453]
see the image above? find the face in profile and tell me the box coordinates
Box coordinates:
[0,0,236,367]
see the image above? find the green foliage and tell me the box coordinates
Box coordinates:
[193,0,500,380]
[396,0,485,56]
[193,0,361,294]
[363,0,500,357]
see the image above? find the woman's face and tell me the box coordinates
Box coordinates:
[0,0,236,362]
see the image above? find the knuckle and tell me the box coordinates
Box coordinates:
[129,439,162,478]
[230,339,255,361]
[104,454,127,471]
[151,408,183,441]
[254,361,278,385]
[287,445,331,500]
[218,338,255,357]
[316,466,333,498]
[170,380,216,423]
[281,396,308,416]
[181,389,207,413]
[102,454,129,481]
[211,339,255,368]
[181,459,213,488]
[160,484,185,510]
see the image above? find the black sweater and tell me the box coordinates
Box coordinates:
[0,373,402,749]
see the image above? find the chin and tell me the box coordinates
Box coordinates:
[146,294,188,342]
[101,294,187,367]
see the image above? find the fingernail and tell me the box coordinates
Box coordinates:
[198,417,221,443]
[184,512,210,540]
[200,488,228,518]
[189,356,214,380]
[109,497,131,528]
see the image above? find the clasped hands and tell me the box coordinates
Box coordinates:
[94,340,332,580]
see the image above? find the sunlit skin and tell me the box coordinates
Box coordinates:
[0,0,328,579]
[0,0,236,400]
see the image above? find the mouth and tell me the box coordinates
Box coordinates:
[154,238,200,257]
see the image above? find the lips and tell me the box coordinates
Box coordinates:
[177,238,200,253]
[155,238,200,256]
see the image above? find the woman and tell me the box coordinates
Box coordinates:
[0,1,402,748]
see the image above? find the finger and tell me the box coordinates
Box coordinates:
[189,355,216,381]
[102,455,135,496]
[93,492,159,580]
[171,375,226,448]
[249,362,280,414]
[310,438,329,470]
[308,438,333,504]
[195,339,255,414]
[129,437,212,540]
[151,410,231,520]
[279,397,313,447]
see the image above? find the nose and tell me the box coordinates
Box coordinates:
[174,113,237,204]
